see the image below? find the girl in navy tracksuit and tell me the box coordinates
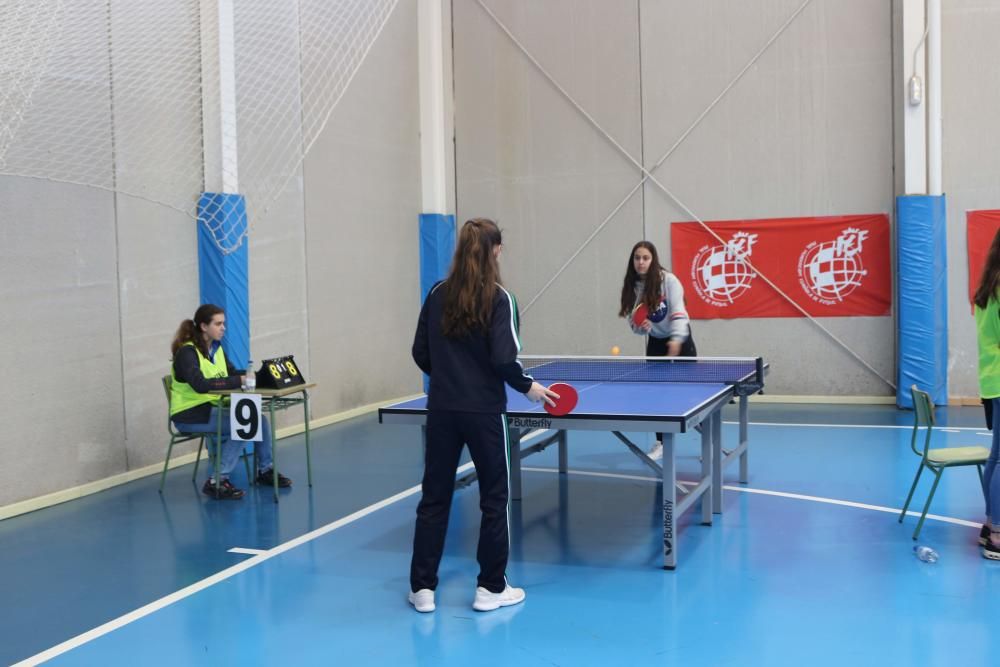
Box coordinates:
[408,218,555,613]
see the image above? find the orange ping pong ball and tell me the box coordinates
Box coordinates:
[611,346,620,356]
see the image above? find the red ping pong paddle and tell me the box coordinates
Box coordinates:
[544,382,578,417]
[631,303,650,326]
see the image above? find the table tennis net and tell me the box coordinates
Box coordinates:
[519,356,765,388]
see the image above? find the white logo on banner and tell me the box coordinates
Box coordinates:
[797,227,869,305]
[690,231,758,307]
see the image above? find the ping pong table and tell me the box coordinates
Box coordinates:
[378,355,765,569]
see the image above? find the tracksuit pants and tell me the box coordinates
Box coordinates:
[410,410,510,594]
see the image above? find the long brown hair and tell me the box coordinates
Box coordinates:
[974,228,1000,309]
[441,218,503,337]
[171,304,224,357]
[618,241,665,317]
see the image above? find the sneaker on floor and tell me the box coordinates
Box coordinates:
[980,524,990,546]
[473,584,525,612]
[202,478,245,500]
[646,441,663,461]
[408,588,435,612]
[256,468,292,487]
[983,540,1000,561]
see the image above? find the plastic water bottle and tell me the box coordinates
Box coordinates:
[244,360,256,391]
[913,545,938,563]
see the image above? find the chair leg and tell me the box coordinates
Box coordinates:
[192,437,204,482]
[899,463,926,522]
[159,440,175,494]
[214,436,222,495]
[242,446,252,486]
[913,469,943,540]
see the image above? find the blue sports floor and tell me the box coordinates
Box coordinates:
[2,403,997,666]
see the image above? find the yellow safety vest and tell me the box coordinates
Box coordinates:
[170,342,229,416]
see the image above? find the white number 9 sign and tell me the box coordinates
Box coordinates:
[230,393,262,441]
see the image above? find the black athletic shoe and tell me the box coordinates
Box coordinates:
[980,524,990,546]
[983,539,1000,561]
[256,468,292,488]
[202,479,245,500]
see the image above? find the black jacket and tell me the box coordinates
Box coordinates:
[412,282,533,413]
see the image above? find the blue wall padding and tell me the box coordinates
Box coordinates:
[198,193,250,369]
[418,214,455,391]
[419,213,456,302]
[897,195,947,408]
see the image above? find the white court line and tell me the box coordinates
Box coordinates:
[724,420,989,433]
[13,423,980,665]
[227,547,268,556]
[13,459,479,667]
[521,466,981,529]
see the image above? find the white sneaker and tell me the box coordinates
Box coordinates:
[408,588,435,612]
[473,584,526,611]
[647,441,663,460]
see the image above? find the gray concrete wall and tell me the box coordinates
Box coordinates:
[112,0,206,471]
[640,0,894,396]
[453,0,645,357]
[235,1,310,433]
[1,0,995,510]
[0,179,124,505]
[302,1,423,416]
[0,1,126,506]
[943,1,1000,399]
[0,1,421,508]
[453,0,895,395]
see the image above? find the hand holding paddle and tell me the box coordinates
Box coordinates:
[631,303,649,326]
[543,382,578,417]
[632,303,652,333]
[526,382,558,407]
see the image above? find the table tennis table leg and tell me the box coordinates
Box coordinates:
[739,395,749,483]
[712,410,723,514]
[558,429,568,474]
[662,433,676,570]
[701,417,713,524]
[303,390,313,487]
[270,400,279,503]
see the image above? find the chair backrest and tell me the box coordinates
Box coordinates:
[162,374,186,438]
[909,385,935,458]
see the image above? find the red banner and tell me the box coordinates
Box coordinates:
[967,210,1000,306]
[670,214,891,319]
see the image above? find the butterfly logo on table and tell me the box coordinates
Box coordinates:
[690,231,759,307]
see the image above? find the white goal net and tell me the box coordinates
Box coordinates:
[0,0,398,253]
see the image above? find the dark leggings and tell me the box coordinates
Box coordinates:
[645,332,697,358]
